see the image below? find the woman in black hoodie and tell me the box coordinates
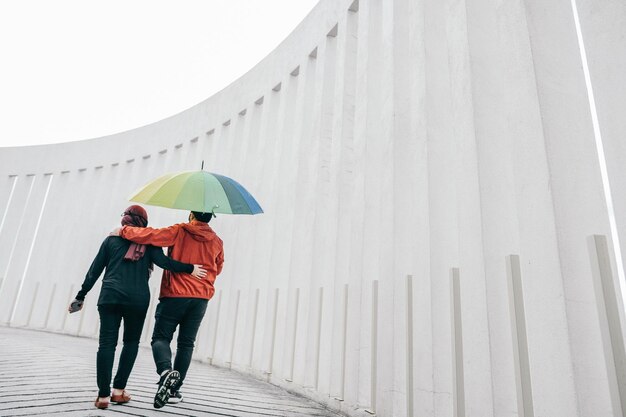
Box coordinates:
[68,205,206,410]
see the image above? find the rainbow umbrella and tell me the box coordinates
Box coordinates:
[129,171,263,215]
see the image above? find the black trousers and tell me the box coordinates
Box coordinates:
[97,304,148,397]
[151,298,208,388]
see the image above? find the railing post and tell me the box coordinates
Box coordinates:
[506,255,534,417]
[286,288,300,382]
[143,291,158,343]
[406,275,414,417]
[248,288,260,367]
[314,287,324,389]
[227,289,241,367]
[334,284,349,400]
[25,282,40,327]
[43,283,57,329]
[208,290,223,364]
[61,285,75,332]
[365,280,378,414]
[451,268,465,417]
[588,235,626,416]
[266,288,279,376]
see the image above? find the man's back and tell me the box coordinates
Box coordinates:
[120,220,224,300]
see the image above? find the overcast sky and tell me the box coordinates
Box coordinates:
[0,0,318,148]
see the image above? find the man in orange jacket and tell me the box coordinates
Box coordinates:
[117,210,224,408]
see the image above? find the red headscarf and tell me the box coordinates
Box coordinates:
[121,205,149,262]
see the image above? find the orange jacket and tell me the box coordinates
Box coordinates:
[120,220,224,300]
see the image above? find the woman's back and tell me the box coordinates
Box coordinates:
[97,236,154,307]
[77,235,191,308]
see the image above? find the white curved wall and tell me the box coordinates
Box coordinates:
[1,1,626,416]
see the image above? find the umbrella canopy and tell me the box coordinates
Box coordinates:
[129,170,263,215]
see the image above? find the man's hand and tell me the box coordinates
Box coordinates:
[109,227,122,237]
[191,265,207,280]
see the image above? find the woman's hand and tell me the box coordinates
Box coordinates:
[192,265,207,279]
[68,299,84,313]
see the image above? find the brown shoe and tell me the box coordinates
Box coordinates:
[111,390,131,404]
[94,396,109,409]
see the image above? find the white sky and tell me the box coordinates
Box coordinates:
[0,0,318,148]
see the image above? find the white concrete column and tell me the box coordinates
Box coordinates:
[576,0,626,314]
[242,83,283,373]
[298,26,331,393]
[524,0,614,414]
[308,21,340,397]
[9,173,53,326]
[390,0,434,415]
[230,97,264,310]
[0,175,41,323]
[444,0,495,414]
[37,171,74,331]
[286,49,319,387]
[423,0,461,414]
[0,175,34,299]
[0,175,18,241]
[352,0,376,410]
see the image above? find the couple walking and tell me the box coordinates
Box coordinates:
[68,205,224,409]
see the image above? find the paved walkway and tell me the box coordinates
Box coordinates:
[0,327,344,417]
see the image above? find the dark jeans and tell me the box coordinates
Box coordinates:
[97,304,148,397]
[151,298,208,388]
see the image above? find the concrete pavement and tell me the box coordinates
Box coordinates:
[0,326,345,417]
